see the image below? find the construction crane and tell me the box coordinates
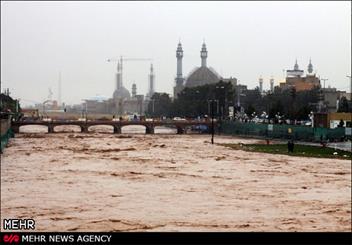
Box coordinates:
[107,56,152,71]
[48,88,53,101]
[107,56,152,92]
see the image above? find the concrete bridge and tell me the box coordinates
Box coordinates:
[11,120,217,134]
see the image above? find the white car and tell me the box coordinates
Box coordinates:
[173,117,186,121]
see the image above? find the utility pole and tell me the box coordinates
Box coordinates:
[107,56,152,90]
[318,78,328,113]
[85,102,88,121]
[321,78,328,90]
[211,100,214,144]
[347,75,352,102]
[237,86,241,108]
[152,99,155,113]
[16,99,19,113]
[58,71,62,107]
[208,99,219,144]
[215,85,225,119]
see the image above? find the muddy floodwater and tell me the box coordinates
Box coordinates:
[1,125,351,231]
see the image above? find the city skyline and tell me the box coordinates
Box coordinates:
[1,1,351,106]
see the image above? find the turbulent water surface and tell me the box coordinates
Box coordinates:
[1,125,351,231]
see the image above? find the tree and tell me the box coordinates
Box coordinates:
[240,88,262,115]
[338,96,350,113]
[290,87,296,100]
[146,93,172,118]
[245,104,255,117]
[171,81,234,118]
[151,82,322,122]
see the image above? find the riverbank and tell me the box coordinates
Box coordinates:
[220,143,352,159]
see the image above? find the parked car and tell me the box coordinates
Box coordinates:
[305,121,312,126]
[173,117,186,121]
[191,124,209,133]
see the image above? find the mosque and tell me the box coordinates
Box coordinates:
[279,59,320,92]
[110,61,155,115]
[173,41,237,99]
[85,41,239,116]
[84,62,155,116]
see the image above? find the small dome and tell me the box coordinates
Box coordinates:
[185,66,221,87]
[113,86,131,100]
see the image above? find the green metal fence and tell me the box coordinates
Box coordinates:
[0,128,14,153]
[221,121,351,142]
[1,116,15,153]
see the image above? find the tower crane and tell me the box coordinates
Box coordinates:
[107,56,152,92]
[107,56,152,71]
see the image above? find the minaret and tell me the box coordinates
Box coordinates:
[58,71,62,107]
[176,42,183,81]
[307,58,313,74]
[294,59,299,70]
[116,61,122,90]
[259,76,263,94]
[174,41,185,99]
[200,41,208,67]
[132,83,136,98]
[270,77,274,93]
[148,63,155,98]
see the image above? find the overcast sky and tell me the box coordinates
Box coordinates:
[1,1,351,106]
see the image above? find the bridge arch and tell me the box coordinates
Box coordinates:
[16,124,48,133]
[154,125,177,134]
[54,125,81,133]
[121,124,151,134]
[88,125,114,133]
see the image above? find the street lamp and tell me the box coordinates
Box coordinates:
[195,90,201,119]
[236,95,246,119]
[308,111,314,127]
[251,111,256,122]
[208,99,219,144]
[85,102,87,121]
[215,86,225,119]
[81,100,87,121]
[347,75,352,102]
[235,82,246,111]
[42,100,51,119]
[150,99,155,113]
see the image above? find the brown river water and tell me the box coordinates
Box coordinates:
[1,125,351,231]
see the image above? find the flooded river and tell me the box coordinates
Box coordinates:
[1,125,351,231]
